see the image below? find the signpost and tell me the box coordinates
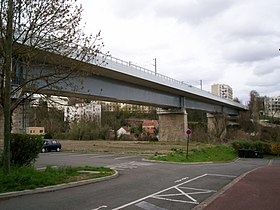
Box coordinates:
[186,129,192,159]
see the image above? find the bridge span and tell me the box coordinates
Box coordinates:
[3,51,247,142]
[41,53,247,114]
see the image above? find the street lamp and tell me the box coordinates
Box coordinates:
[153,58,157,74]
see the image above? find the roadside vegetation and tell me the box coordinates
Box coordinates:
[0,134,114,194]
[0,166,114,194]
[150,145,237,163]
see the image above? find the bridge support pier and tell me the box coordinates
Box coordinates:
[0,101,29,148]
[158,109,188,141]
[207,113,227,140]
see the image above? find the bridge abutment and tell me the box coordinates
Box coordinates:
[158,109,188,141]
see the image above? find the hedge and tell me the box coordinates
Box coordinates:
[231,140,279,155]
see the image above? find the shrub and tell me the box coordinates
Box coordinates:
[231,140,269,152]
[10,134,44,166]
[44,133,53,139]
[270,143,280,156]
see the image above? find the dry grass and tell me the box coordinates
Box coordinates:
[59,140,212,154]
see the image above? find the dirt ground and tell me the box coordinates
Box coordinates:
[59,140,211,154]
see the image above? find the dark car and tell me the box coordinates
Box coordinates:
[42,139,61,152]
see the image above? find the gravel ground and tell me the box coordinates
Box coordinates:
[59,140,211,154]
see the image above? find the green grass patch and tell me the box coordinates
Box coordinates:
[0,166,114,194]
[150,145,237,163]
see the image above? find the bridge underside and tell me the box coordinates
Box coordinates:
[40,73,240,115]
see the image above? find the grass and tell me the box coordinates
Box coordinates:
[150,145,237,163]
[0,165,114,194]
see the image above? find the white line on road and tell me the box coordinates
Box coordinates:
[135,201,168,210]
[175,177,189,183]
[90,154,117,159]
[112,174,208,210]
[114,156,139,160]
[206,173,237,178]
[70,154,99,157]
[91,205,108,210]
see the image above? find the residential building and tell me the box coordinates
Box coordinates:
[31,95,69,110]
[142,120,159,135]
[26,127,45,135]
[117,126,131,139]
[263,96,280,118]
[64,101,101,123]
[97,101,156,113]
[211,84,233,100]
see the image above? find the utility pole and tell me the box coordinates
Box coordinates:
[153,58,157,74]
[200,80,203,90]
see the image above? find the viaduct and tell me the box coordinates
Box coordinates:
[0,51,247,145]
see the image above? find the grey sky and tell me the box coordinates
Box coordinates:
[81,0,280,104]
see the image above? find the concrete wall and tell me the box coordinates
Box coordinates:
[158,109,188,141]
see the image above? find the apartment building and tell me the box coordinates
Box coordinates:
[64,101,101,123]
[263,96,280,118]
[211,84,233,100]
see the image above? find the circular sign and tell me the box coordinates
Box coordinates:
[186,129,192,135]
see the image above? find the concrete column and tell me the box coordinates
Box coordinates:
[0,102,29,149]
[158,109,188,141]
[207,113,227,140]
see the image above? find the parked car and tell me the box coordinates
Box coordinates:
[42,139,61,152]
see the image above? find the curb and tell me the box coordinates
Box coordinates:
[0,170,118,200]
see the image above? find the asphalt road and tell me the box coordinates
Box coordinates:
[0,152,270,210]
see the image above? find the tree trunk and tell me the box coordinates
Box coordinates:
[3,0,13,175]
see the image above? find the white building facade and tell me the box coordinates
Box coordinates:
[264,96,280,118]
[64,101,101,123]
[211,84,233,100]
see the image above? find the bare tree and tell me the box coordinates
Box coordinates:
[248,90,262,133]
[207,113,227,143]
[0,0,105,174]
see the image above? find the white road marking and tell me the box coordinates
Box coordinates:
[91,205,107,210]
[207,173,237,178]
[135,201,168,210]
[113,173,233,209]
[175,177,189,183]
[70,153,99,157]
[90,154,117,159]
[114,155,139,160]
[112,174,208,210]
[107,161,155,170]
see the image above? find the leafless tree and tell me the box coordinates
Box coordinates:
[0,0,106,174]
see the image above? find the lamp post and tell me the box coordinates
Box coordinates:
[153,58,157,74]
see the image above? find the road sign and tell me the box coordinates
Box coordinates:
[186,129,192,135]
[186,129,192,159]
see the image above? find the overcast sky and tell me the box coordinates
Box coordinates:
[80,0,280,104]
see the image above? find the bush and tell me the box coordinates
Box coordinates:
[44,133,53,139]
[231,140,269,152]
[270,143,280,156]
[10,134,44,166]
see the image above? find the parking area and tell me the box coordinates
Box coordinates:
[36,152,154,171]
[112,173,237,210]
[19,152,271,210]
